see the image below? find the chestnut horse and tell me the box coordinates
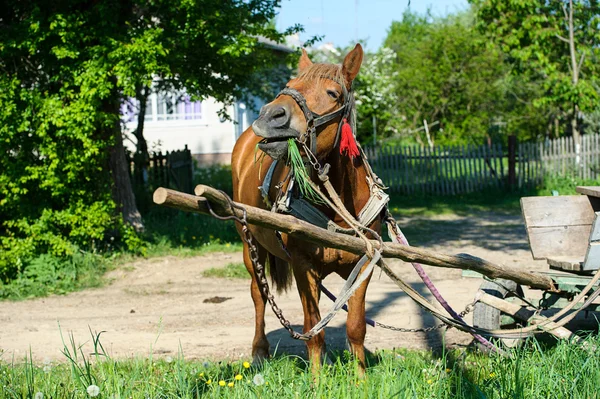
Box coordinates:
[231,44,379,374]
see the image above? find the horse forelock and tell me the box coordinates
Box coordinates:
[295,63,346,90]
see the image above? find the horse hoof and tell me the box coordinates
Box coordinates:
[252,349,269,366]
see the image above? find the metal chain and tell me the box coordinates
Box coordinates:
[375,298,478,333]
[204,192,311,341]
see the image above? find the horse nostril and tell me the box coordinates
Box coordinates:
[268,105,289,127]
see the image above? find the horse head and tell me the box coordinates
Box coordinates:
[252,44,364,161]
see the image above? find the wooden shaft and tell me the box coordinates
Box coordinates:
[154,186,557,292]
[477,292,577,341]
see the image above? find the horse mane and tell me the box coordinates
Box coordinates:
[296,63,346,89]
[295,63,357,136]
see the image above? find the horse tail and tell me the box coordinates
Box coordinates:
[267,253,293,293]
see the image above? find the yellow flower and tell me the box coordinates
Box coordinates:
[192,236,196,240]
[199,372,204,377]
[219,380,226,387]
[206,379,211,385]
[235,374,243,381]
[227,382,234,387]
[445,368,451,373]
[489,372,496,379]
[243,361,251,369]
[427,379,433,384]
[225,243,231,247]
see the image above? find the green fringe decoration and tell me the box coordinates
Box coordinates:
[287,139,324,204]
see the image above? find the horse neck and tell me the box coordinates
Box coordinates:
[321,149,370,217]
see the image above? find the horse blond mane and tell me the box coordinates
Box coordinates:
[296,63,346,90]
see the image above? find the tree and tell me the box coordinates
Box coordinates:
[382,10,518,146]
[0,0,299,281]
[306,44,399,145]
[473,0,600,144]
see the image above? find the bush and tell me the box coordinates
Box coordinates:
[194,163,234,197]
[0,251,108,300]
[536,175,600,196]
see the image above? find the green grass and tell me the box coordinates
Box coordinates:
[203,262,248,279]
[387,188,525,218]
[3,331,600,398]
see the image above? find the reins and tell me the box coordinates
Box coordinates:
[235,80,597,353]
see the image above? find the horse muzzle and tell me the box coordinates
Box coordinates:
[252,104,300,160]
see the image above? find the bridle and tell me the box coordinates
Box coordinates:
[276,83,354,158]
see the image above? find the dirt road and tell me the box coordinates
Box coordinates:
[0,211,546,362]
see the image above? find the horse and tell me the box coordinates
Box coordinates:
[231,44,381,375]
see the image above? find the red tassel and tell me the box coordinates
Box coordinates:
[339,118,360,159]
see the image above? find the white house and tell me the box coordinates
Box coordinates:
[122,39,294,165]
[123,93,261,165]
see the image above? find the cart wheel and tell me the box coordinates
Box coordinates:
[473,279,525,350]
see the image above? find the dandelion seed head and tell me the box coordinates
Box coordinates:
[43,365,52,373]
[165,356,173,363]
[35,392,43,399]
[86,384,100,397]
[253,373,265,386]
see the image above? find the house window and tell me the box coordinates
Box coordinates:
[149,92,202,122]
[121,91,202,124]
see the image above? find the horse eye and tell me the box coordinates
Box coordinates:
[326,90,339,99]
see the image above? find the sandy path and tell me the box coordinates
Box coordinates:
[0,212,546,362]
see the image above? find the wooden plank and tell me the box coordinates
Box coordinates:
[477,292,580,342]
[583,212,600,271]
[521,196,595,227]
[525,225,592,260]
[583,242,600,271]
[576,186,600,198]
[546,256,583,272]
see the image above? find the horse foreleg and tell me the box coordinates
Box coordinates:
[242,243,270,364]
[346,271,372,378]
[293,265,325,375]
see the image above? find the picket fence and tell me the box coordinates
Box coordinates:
[364,133,600,195]
[128,145,194,194]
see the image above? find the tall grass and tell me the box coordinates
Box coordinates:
[3,333,600,398]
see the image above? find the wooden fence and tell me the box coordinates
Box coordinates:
[364,133,600,195]
[128,145,194,194]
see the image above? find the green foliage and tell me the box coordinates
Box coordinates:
[4,335,600,398]
[142,209,241,257]
[203,262,249,279]
[194,164,234,198]
[288,139,323,204]
[535,175,600,196]
[0,252,108,300]
[473,0,600,138]
[0,1,298,286]
[382,11,522,145]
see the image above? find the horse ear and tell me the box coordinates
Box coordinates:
[341,43,363,86]
[298,49,313,72]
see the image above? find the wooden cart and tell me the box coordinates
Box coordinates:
[468,186,600,344]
